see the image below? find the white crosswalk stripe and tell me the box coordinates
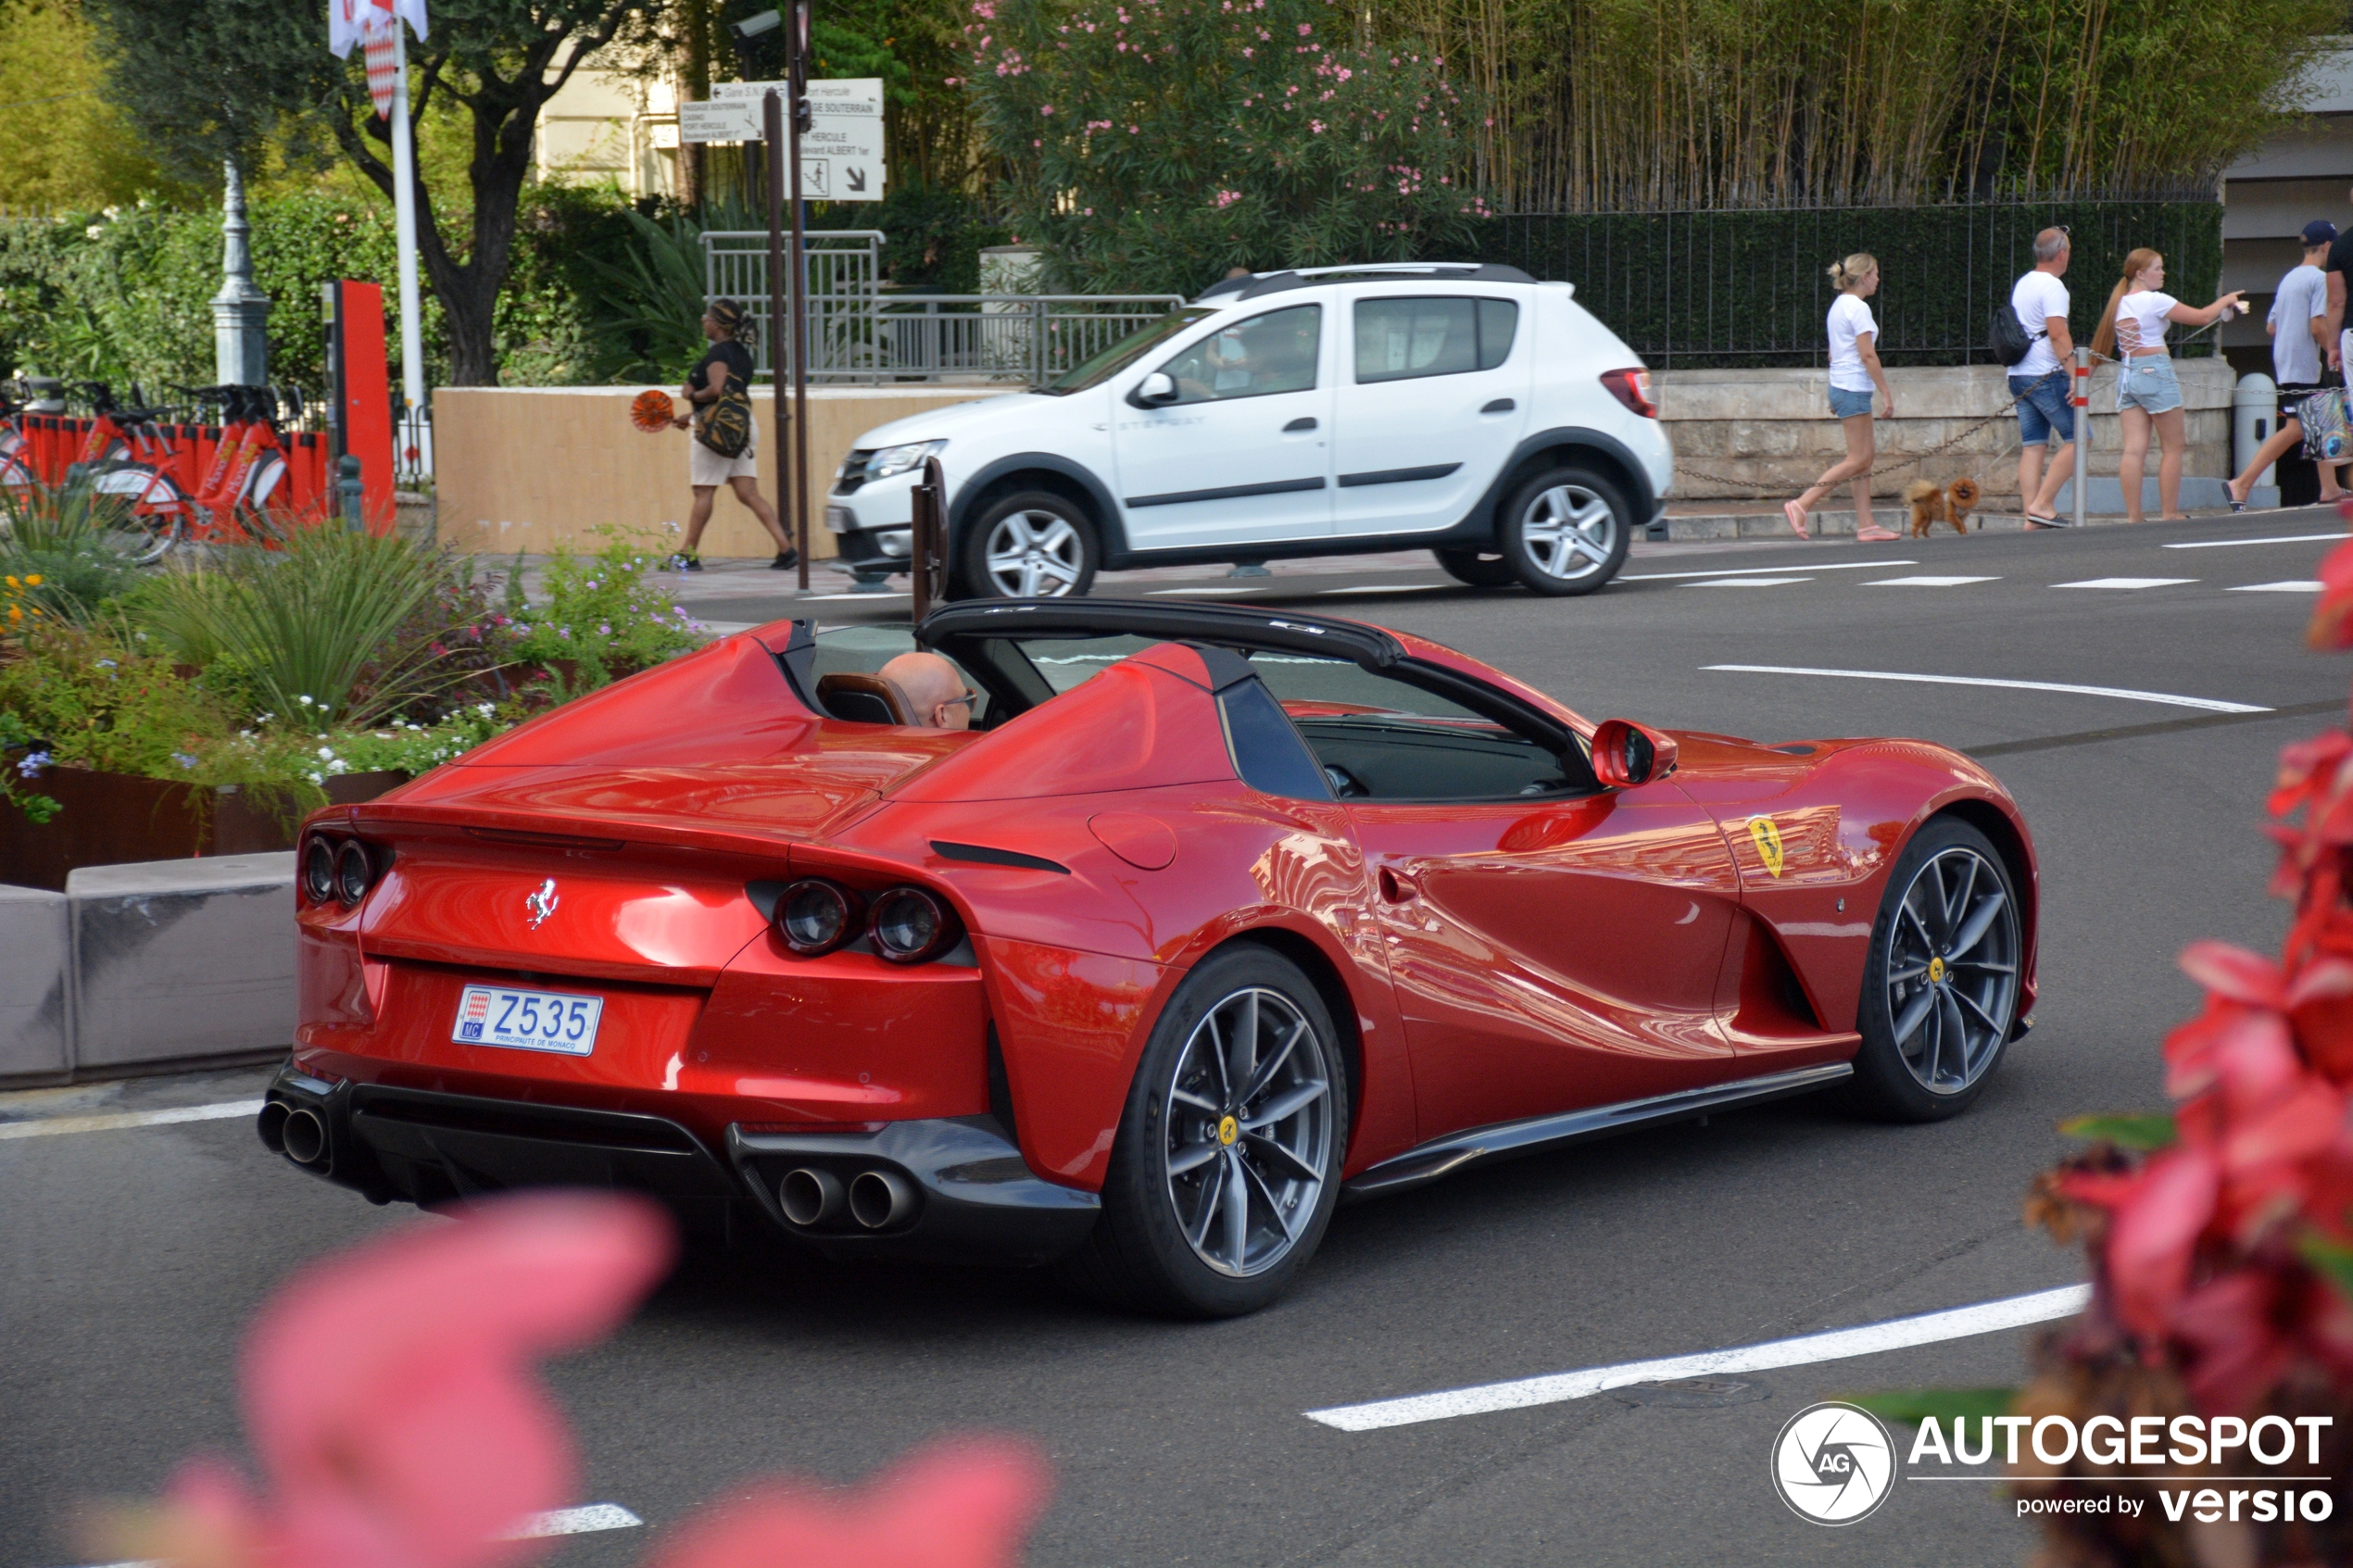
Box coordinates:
[2229,581,2323,593]
[2053,577,2196,590]
[1864,576,1999,587]
[1686,576,1811,588]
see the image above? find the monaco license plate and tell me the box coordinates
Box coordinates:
[452,985,603,1056]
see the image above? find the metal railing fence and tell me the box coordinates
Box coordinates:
[699,231,1180,384]
[1475,200,2225,370]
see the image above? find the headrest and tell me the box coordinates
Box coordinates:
[815,671,916,726]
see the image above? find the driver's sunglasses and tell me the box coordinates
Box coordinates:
[945,689,978,709]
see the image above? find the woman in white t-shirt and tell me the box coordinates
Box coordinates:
[2088,248,2244,523]
[1783,253,1900,542]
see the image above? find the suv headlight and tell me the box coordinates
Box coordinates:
[869,439,947,481]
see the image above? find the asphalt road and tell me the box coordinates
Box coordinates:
[6,509,2349,1566]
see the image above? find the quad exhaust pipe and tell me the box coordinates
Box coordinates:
[776,1165,918,1231]
[280,1107,330,1168]
[777,1167,844,1226]
[848,1169,916,1231]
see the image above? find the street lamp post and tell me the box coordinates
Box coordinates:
[211,160,271,387]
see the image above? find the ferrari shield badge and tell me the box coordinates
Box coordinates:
[1748,818,1786,878]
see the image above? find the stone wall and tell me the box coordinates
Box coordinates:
[1655,360,2234,504]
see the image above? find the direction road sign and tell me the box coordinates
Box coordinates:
[703,77,886,200]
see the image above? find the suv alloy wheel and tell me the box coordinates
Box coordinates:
[1497,464,1631,596]
[955,490,1101,599]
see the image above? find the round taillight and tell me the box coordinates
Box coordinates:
[302,837,337,904]
[778,878,860,956]
[869,885,961,964]
[333,840,373,906]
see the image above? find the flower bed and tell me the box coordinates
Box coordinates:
[0,493,707,887]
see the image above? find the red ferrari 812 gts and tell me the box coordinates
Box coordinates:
[263,599,2035,1316]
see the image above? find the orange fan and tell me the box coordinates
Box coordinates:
[630,389,676,433]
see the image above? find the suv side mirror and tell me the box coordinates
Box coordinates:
[1129,371,1178,408]
[1590,719,1678,788]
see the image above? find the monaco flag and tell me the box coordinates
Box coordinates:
[328,0,428,59]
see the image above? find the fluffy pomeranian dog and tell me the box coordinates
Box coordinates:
[1903,477,1982,538]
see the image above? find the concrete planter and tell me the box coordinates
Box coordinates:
[0,767,407,893]
[0,851,296,1084]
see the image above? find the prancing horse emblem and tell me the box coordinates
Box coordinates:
[524,878,560,930]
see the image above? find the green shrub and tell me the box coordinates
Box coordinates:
[507,533,704,690]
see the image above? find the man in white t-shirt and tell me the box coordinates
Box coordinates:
[2008,228,2074,525]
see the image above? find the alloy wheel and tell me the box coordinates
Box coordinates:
[984,508,1085,597]
[1161,986,1333,1278]
[1882,846,2020,1094]
[1517,483,1617,581]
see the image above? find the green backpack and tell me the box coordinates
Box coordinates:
[695,370,754,460]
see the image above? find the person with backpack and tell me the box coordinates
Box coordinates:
[2224,222,2347,510]
[2002,228,2075,526]
[669,298,797,573]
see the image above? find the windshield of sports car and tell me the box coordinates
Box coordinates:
[1036,307,1216,395]
[1239,652,1583,800]
[942,631,1588,801]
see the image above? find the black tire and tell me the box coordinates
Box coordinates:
[1062,945,1350,1318]
[1496,464,1632,596]
[1843,817,2023,1123]
[950,489,1099,599]
[1433,547,1517,588]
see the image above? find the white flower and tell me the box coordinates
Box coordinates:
[297,695,314,707]
[475,703,495,718]
[317,746,335,759]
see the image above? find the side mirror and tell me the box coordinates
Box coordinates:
[1129,370,1177,408]
[1590,719,1678,788]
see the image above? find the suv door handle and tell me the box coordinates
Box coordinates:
[1283,417,1318,432]
[1480,398,1516,414]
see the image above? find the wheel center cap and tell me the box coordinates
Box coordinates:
[1927,956,1947,984]
[1217,1114,1239,1147]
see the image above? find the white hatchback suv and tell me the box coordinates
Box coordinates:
[824,262,1671,598]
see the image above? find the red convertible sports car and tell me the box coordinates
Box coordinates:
[262,599,2036,1317]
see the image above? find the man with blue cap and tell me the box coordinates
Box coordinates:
[2227,220,2344,508]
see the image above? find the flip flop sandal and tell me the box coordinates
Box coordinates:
[1781,499,1809,540]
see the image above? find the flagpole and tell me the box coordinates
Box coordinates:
[390,21,425,421]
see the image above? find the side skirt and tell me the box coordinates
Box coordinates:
[1340,1061,1853,1201]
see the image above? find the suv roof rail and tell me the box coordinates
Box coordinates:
[1195,261,1539,303]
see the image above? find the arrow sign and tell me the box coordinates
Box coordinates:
[846,167,867,193]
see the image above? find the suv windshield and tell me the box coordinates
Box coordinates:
[1037,307,1215,395]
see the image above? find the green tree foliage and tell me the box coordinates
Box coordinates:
[965,0,1484,295]
[0,1,180,212]
[78,0,664,384]
[0,186,632,393]
[1384,0,2337,211]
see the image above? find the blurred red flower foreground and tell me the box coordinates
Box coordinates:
[101,1192,1048,1568]
[2015,533,2353,1562]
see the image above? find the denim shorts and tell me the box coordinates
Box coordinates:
[1828,385,1875,419]
[2009,370,2073,445]
[2116,356,2183,415]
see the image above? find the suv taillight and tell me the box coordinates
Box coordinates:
[1600,368,1657,420]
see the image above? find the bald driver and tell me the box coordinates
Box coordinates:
[878,651,975,731]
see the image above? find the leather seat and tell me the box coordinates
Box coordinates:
[814,671,916,725]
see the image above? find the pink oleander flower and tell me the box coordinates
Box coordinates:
[646,1441,1049,1568]
[109,1193,673,1568]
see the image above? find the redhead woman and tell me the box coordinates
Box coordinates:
[2089,250,2243,523]
[1785,254,1900,542]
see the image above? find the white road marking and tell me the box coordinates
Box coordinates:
[1704,665,2270,714]
[66,1505,644,1568]
[2165,533,2346,550]
[1303,1284,2090,1433]
[1318,583,1451,595]
[1864,575,1999,587]
[2230,580,2324,593]
[502,1504,644,1539]
[2052,577,2196,590]
[1687,576,1811,588]
[0,1100,265,1140]
[797,592,909,602]
[1149,586,1267,596]
[1622,560,1917,583]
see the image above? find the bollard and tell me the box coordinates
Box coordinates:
[2071,346,2091,530]
[336,453,364,532]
